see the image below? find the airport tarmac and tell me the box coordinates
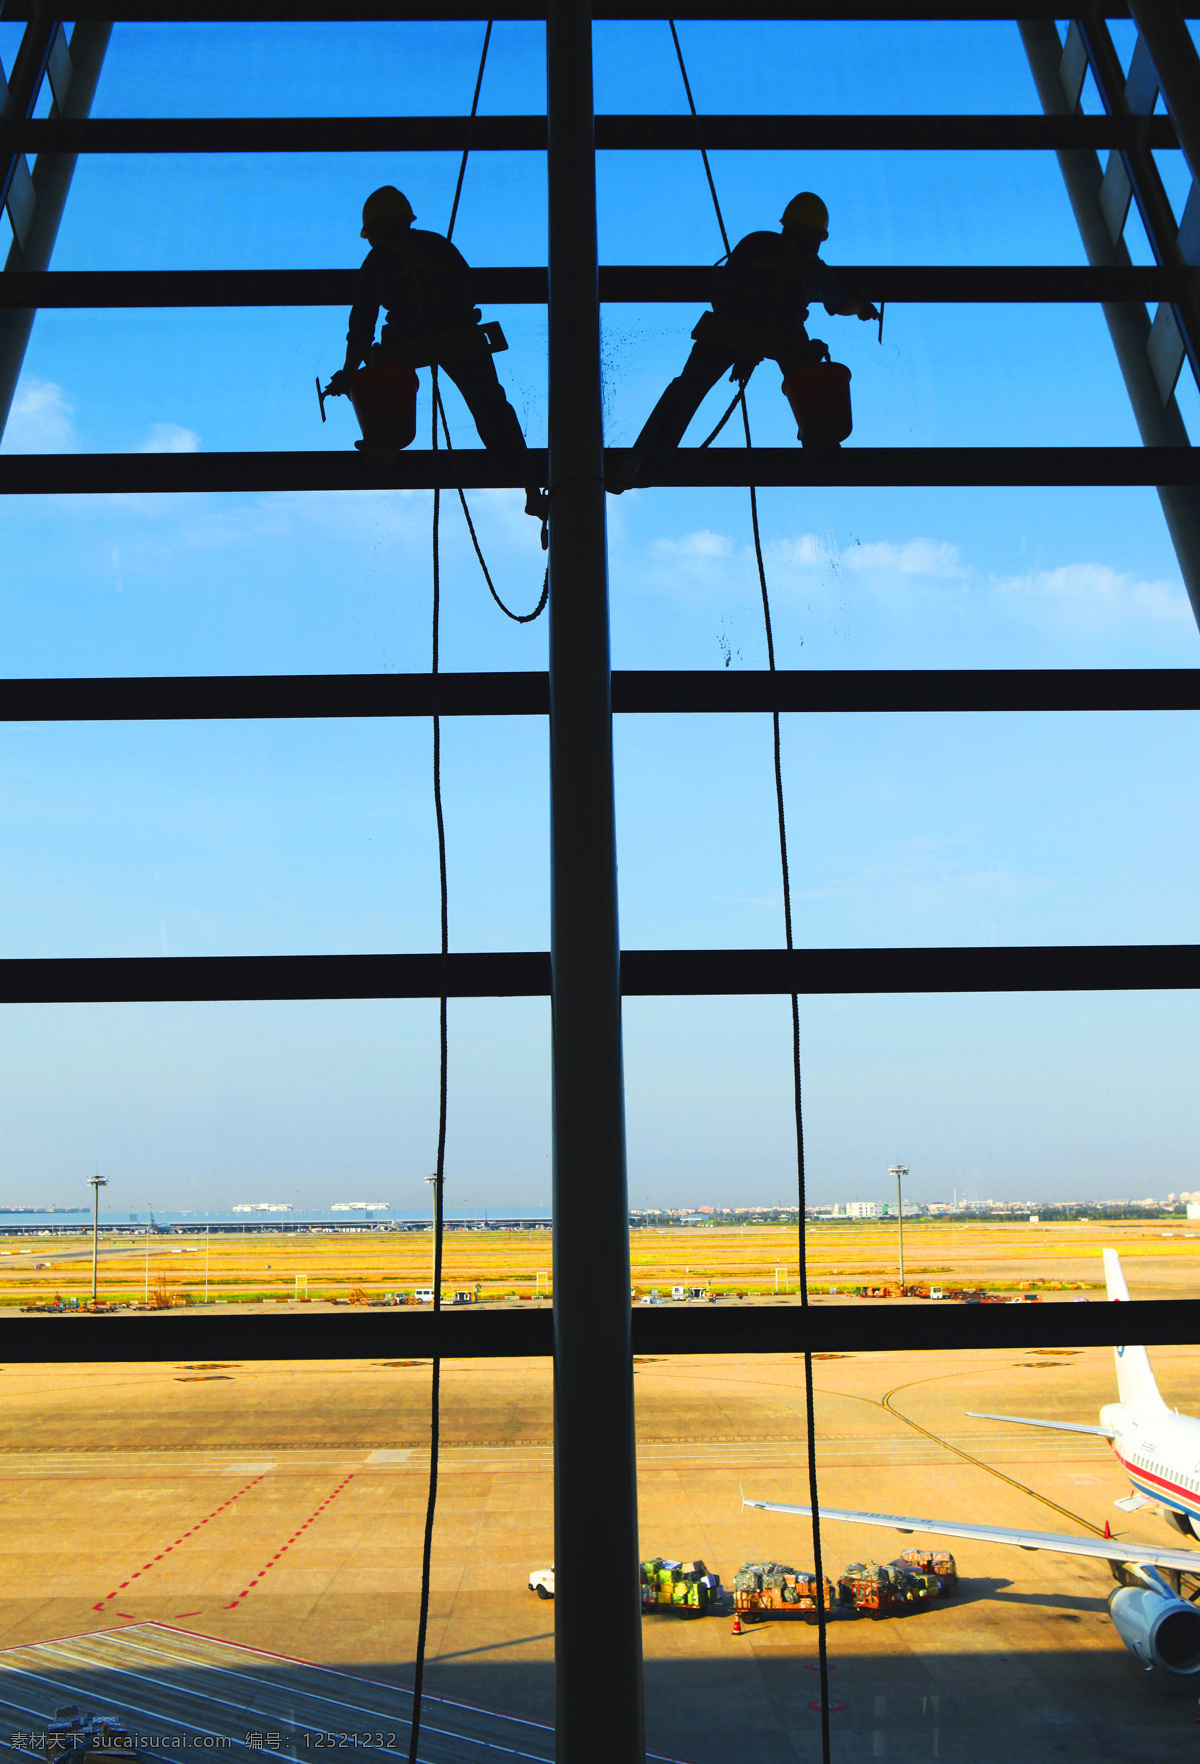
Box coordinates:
[2,1348,1200,1761]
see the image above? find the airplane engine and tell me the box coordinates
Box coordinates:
[1108,1585,1200,1675]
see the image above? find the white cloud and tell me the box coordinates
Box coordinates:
[653,529,733,558]
[993,561,1191,629]
[844,538,965,578]
[140,423,201,454]
[1,378,75,453]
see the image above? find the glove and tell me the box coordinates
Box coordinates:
[857,303,881,323]
[325,368,351,396]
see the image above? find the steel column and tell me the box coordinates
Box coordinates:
[1020,17,1200,631]
[0,19,111,440]
[545,3,644,1761]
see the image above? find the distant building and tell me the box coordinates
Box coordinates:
[1187,1202,1200,1221]
[847,1200,878,1219]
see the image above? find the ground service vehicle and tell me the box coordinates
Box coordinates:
[641,1558,722,1615]
[46,1706,134,1758]
[734,1561,835,1621]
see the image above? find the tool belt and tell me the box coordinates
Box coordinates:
[381,316,508,371]
[690,308,813,366]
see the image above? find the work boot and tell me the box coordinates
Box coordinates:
[355,438,398,465]
[606,452,644,495]
[525,487,549,520]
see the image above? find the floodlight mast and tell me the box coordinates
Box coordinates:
[546,2,645,1759]
[87,1173,107,1302]
[889,1165,908,1289]
[424,1174,437,1290]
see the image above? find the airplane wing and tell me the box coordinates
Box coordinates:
[965,1411,1115,1437]
[741,1496,1200,1573]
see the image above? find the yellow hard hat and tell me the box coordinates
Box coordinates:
[781,192,829,240]
[361,186,415,238]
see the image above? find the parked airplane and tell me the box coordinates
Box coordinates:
[744,1248,1200,1681]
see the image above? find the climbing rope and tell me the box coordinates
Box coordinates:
[446,19,492,244]
[407,23,494,1764]
[443,18,547,625]
[436,384,549,622]
[408,364,450,1764]
[697,385,742,451]
[668,20,731,259]
[668,22,832,1763]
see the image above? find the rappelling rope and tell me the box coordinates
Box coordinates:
[406,22,494,1764]
[408,364,450,1764]
[668,21,731,260]
[446,19,492,244]
[435,385,549,622]
[442,18,547,624]
[668,22,832,1764]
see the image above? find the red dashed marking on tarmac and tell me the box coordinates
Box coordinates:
[225,1475,355,1608]
[92,1473,267,1612]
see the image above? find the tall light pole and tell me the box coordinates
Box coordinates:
[888,1166,908,1291]
[87,1174,108,1304]
[425,1174,437,1292]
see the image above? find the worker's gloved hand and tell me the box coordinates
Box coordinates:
[856,303,881,323]
[325,368,352,396]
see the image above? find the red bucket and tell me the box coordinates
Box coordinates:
[347,361,419,452]
[781,360,852,451]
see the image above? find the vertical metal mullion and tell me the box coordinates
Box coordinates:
[545,3,645,1762]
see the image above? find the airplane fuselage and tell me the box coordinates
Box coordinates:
[1103,1401,1200,1538]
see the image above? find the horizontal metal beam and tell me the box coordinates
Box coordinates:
[0,672,550,721]
[623,945,1200,994]
[0,6,1154,25]
[8,113,1182,154]
[3,668,1199,722]
[1,1297,1197,1362]
[0,944,1195,1004]
[0,952,550,1003]
[611,667,1200,714]
[3,447,1199,493]
[4,265,1197,308]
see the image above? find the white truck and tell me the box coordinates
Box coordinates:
[528,1565,555,1600]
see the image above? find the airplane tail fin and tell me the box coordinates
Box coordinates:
[1103,1248,1165,1411]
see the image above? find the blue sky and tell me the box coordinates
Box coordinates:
[1,18,1198,1212]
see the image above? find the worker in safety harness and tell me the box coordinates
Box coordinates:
[327,186,548,521]
[610,192,879,491]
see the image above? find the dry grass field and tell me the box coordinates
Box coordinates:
[1,1228,1198,1758]
[3,1217,1200,1309]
